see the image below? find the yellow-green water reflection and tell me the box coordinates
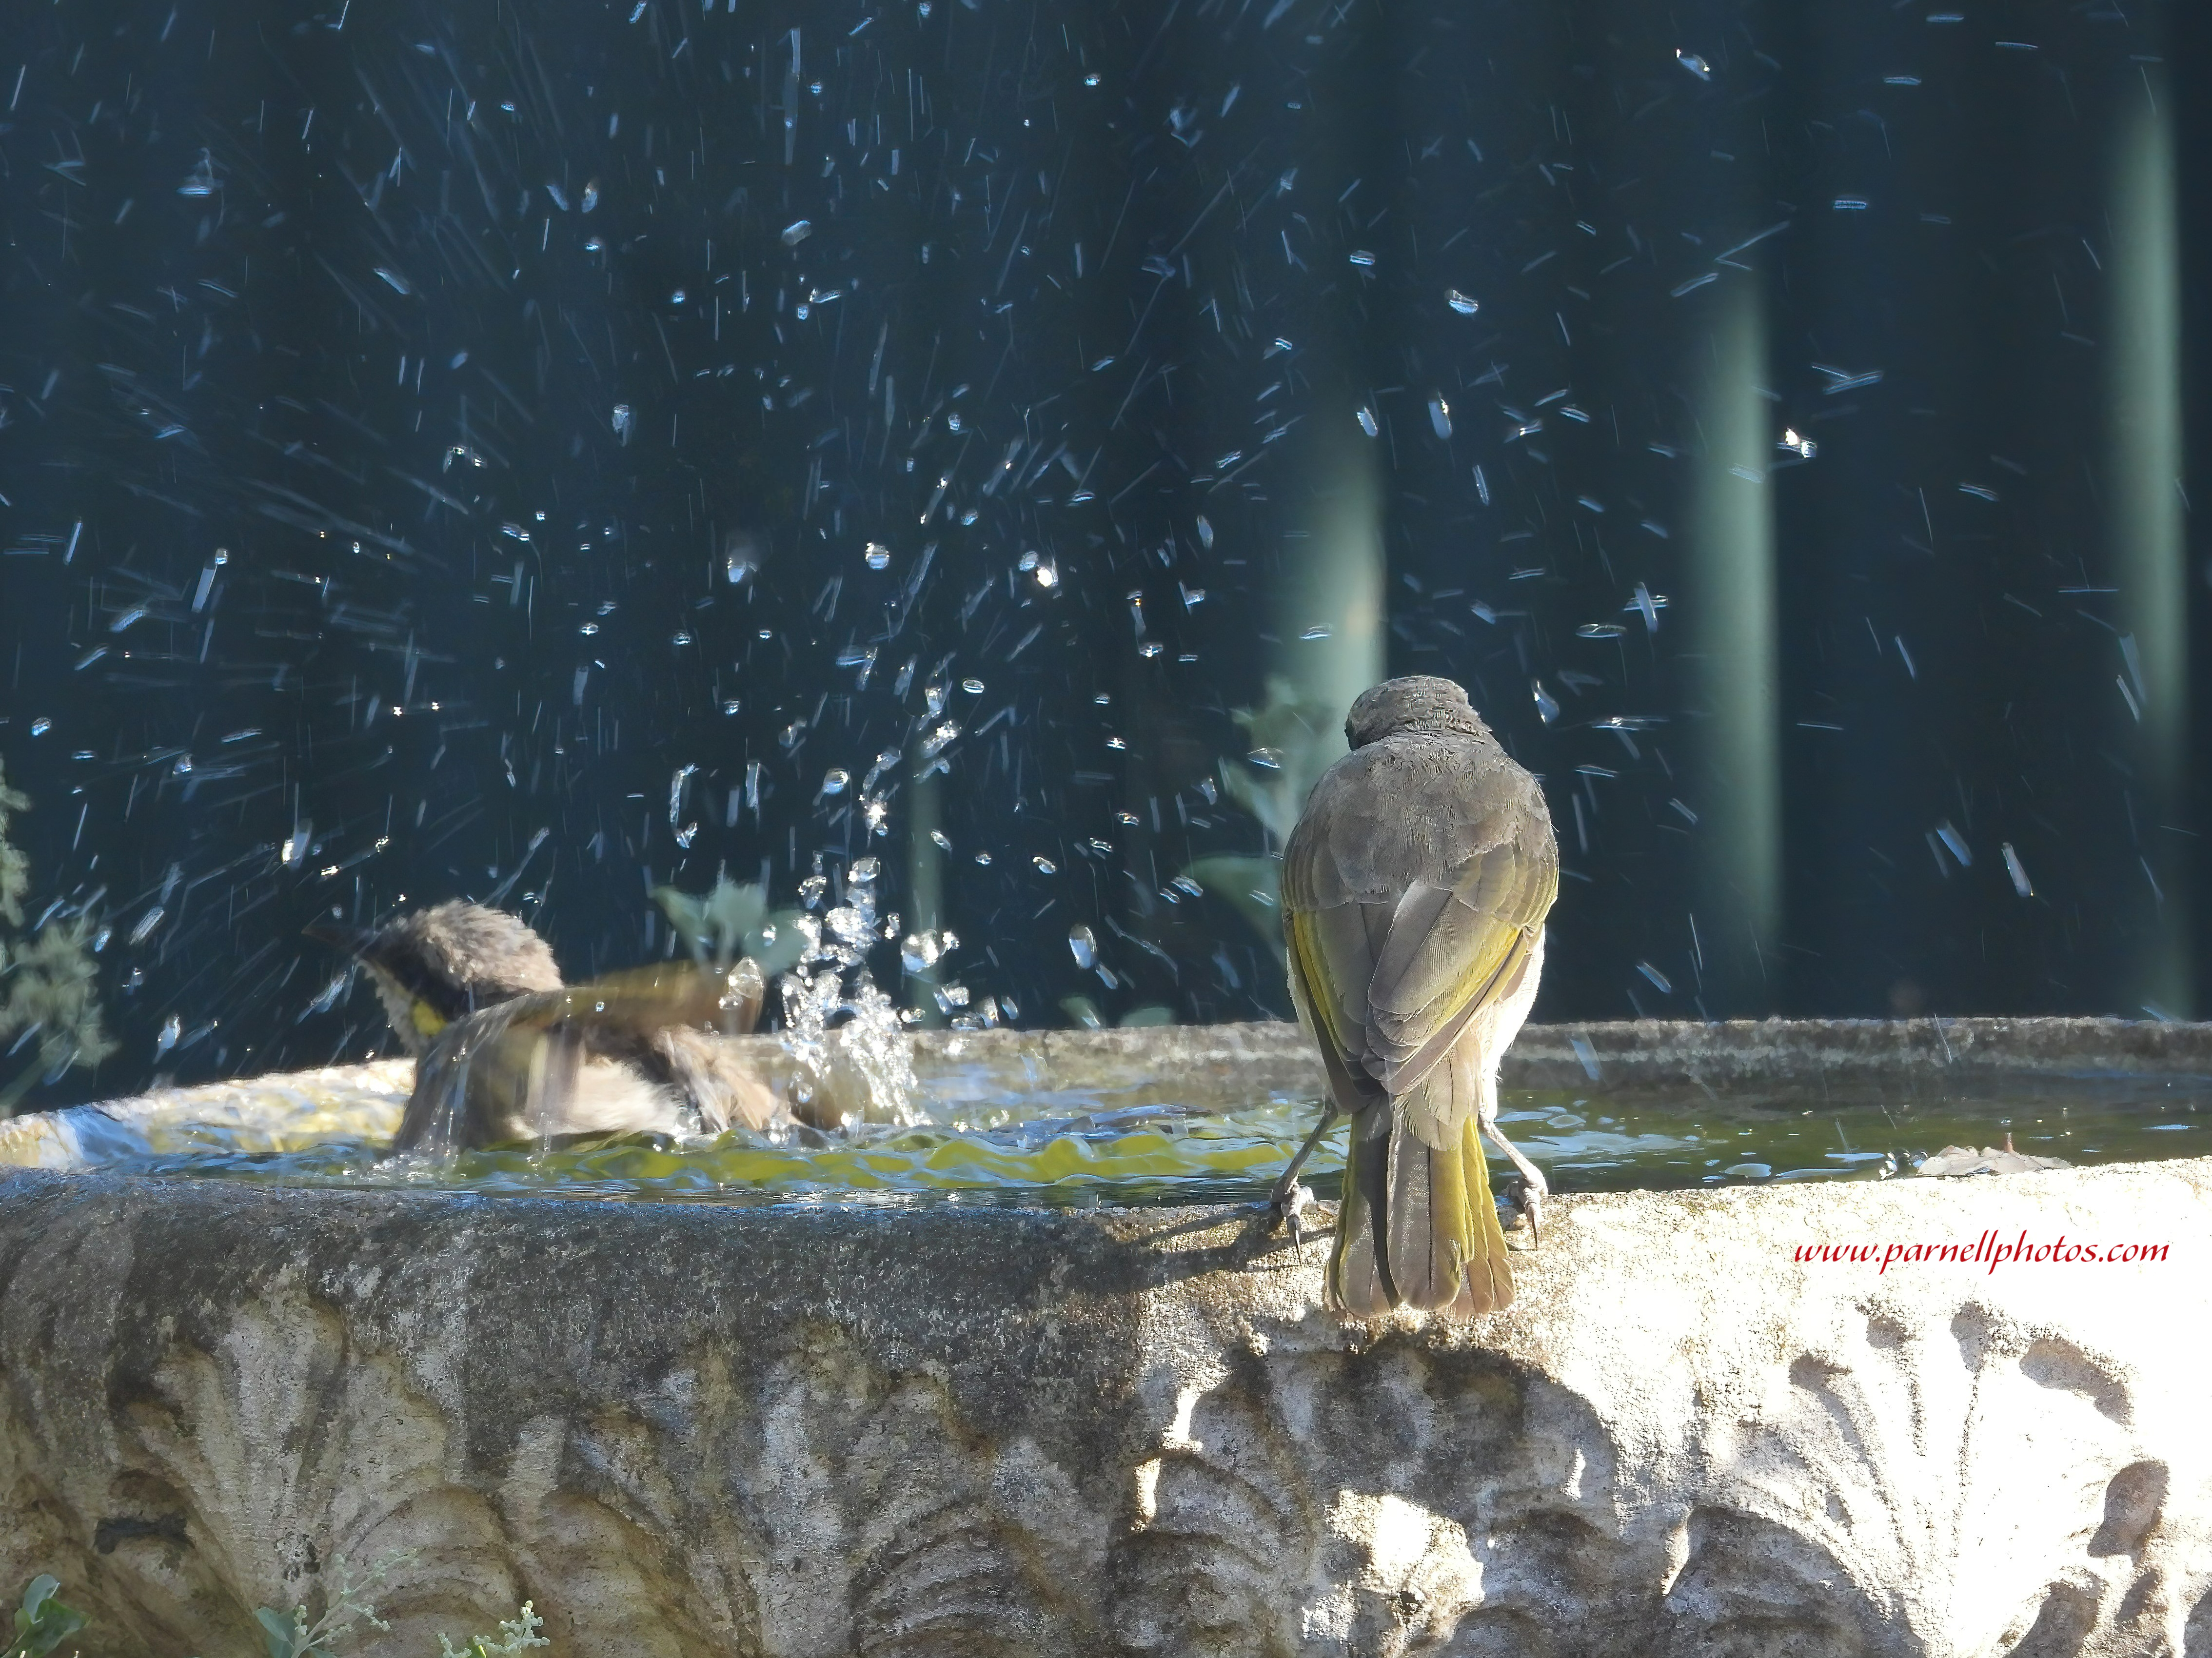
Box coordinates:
[93,1072,2210,1207]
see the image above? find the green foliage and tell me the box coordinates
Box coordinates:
[9,1575,87,1658]
[250,1552,403,1658]
[651,874,806,977]
[0,761,29,929]
[436,1605,548,1658]
[1058,996,1176,1030]
[0,759,116,1112]
[1216,675,1343,852]
[0,919,119,1112]
[1180,855,1283,948]
[1174,677,1339,956]
[15,1559,550,1658]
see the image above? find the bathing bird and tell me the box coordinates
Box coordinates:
[308,902,781,1153]
[1268,675,1558,1318]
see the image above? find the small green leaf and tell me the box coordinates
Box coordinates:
[14,1576,88,1658]
[256,1606,300,1658]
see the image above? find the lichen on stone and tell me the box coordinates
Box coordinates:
[0,755,117,1110]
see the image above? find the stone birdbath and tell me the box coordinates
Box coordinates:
[0,1018,2207,1656]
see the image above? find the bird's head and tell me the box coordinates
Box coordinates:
[1344,675,1492,747]
[306,901,563,1055]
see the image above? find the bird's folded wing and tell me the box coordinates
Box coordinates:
[1366,841,1551,1093]
[1288,899,1531,1120]
[395,960,769,1153]
[398,1000,586,1151]
[518,958,766,1034]
[1286,904,1390,1120]
[1291,847,1551,1148]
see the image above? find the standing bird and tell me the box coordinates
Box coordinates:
[1269,676,1558,1318]
[308,902,779,1153]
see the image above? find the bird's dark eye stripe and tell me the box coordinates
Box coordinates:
[367,945,477,1022]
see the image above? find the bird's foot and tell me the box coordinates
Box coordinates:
[1508,1178,1544,1249]
[1267,1179,1317,1245]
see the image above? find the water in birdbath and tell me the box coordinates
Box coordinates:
[12,1043,2205,1208]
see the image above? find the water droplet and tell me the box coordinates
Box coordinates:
[1446,289,1480,315]
[1428,395,1452,439]
[865,542,892,569]
[781,218,814,246]
[1033,856,1059,875]
[724,531,762,583]
[1355,407,1379,438]
[1068,925,1098,969]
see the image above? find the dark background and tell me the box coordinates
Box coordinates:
[3,0,2210,1105]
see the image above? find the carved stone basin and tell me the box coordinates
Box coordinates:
[1,1019,2207,1656]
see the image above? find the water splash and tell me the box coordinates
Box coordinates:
[777,856,919,1127]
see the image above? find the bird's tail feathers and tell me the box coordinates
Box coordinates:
[1386,1108,1475,1311]
[1327,1103,1397,1316]
[1449,1108,1514,1317]
[1326,1058,1514,1318]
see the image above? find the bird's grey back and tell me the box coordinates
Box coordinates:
[1284,732,1553,911]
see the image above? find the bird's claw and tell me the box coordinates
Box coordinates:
[1513,1178,1544,1248]
[1267,1179,1316,1245]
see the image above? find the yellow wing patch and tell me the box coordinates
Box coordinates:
[1286,909,1352,1061]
